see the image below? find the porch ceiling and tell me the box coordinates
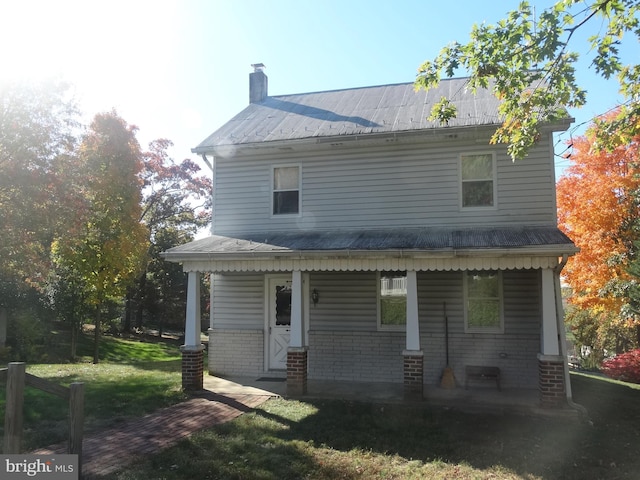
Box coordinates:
[161,226,578,273]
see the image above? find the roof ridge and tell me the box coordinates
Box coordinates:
[266,76,481,100]
[268,81,413,99]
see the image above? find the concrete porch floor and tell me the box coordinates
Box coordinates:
[202,374,583,418]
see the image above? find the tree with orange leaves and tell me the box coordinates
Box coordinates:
[557,111,640,357]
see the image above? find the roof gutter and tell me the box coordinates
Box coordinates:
[161,244,578,264]
[190,115,574,158]
[190,123,504,157]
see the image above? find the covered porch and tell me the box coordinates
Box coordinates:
[161,227,578,410]
[202,374,583,418]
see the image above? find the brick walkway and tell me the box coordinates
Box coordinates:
[32,391,273,479]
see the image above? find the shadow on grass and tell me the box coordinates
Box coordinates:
[238,372,640,480]
[8,360,639,479]
[94,396,352,480]
[96,374,640,480]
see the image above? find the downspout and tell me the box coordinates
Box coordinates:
[553,254,589,419]
[200,153,213,172]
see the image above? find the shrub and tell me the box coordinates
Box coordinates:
[7,310,49,362]
[601,349,640,384]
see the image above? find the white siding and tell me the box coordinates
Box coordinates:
[212,136,556,236]
[210,270,542,386]
[416,270,541,336]
[211,273,264,330]
[304,270,541,387]
[308,272,377,331]
[417,269,541,388]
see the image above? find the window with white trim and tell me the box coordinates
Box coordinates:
[272,165,300,215]
[378,271,407,330]
[460,153,496,208]
[464,270,504,333]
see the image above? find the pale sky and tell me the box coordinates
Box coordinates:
[1,0,637,178]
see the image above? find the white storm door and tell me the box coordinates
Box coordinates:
[267,276,291,370]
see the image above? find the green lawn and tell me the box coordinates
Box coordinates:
[101,371,639,480]
[0,333,187,451]
[1,335,639,479]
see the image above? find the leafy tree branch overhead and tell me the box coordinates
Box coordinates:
[415,0,640,160]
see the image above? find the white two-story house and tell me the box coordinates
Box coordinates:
[163,65,578,408]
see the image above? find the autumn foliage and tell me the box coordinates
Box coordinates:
[557,113,640,312]
[601,349,640,384]
[1,81,211,362]
[557,112,640,357]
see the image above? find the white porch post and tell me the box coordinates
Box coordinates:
[405,270,420,351]
[287,270,308,395]
[289,270,304,348]
[403,270,423,400]
[538,267,566,407]
[181,271,204,391]
[184,271,202,348]
[540,268,560,356]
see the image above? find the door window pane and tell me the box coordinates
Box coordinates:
[275,285,291,326]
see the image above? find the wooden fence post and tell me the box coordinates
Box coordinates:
[4,362,25,453]
[69,382,84,476]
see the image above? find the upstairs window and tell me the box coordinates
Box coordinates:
[464,270,503,333]
[378,271,407,330]
[461,153,496,208]
[272,165,300,215]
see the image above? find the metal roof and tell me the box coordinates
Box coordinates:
[193,78,511,152]
[162,227,577,260]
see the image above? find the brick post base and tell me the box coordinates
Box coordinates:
[403,350,424,401]
[181,345,204,391]
[538,354,566,408]
[287,347,308,396]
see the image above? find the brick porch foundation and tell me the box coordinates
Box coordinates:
[181,345,204,391]
[538,354,566,408]
[403,350,424,400]
[287,347,308,396]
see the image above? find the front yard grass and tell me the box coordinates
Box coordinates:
[106,372,640,480]
[0,333,187,452]
[1,334,639,479]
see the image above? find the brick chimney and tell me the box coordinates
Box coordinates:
[249,63,268,103]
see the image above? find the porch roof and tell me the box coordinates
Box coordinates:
[162,226,577,272]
